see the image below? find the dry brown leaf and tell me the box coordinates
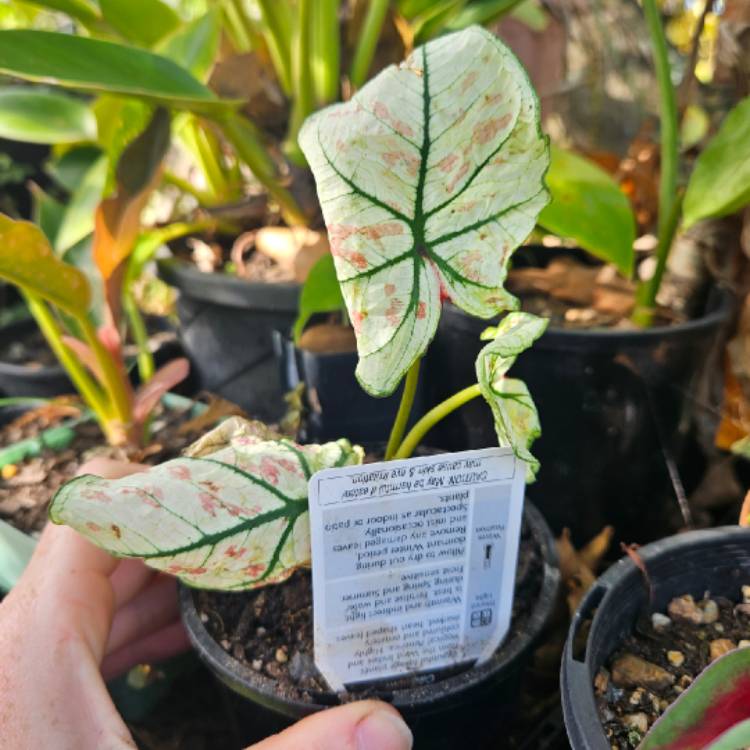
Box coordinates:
[740,490,750,527]
[579,525,615,572]
[509,257,599,306]
[298,323,357,354]
[176,396,248,437]
[11,398,82,430]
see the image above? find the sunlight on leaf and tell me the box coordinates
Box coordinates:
[300,26,549,397]
[50,418,364,590]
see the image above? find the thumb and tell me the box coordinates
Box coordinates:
[247,700,413,750]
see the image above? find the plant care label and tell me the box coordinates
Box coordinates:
[308,447,526,691]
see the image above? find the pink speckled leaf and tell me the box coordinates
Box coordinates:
[49,418,363,590]
[299,25,549,396]
[476,312,547,481]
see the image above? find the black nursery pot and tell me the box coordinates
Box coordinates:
[561,525,750,749]
[0,318,72,398]
[180,502,560,750]
[428,258,732,545]
[273,332,425,444]
[158,258,300,421]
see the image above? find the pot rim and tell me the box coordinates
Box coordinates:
[443,285,733,346]
[157,258,300,313]
[180,500,560,716]
[561,524,750,749]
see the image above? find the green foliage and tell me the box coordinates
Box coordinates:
[683,97,750,229]
[0,87,96,144]
[293,254,345,343]
[0,30,231,114]
[539,146,635,276]
[98,0,180,47]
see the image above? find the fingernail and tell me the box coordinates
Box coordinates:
[356,708,413,750]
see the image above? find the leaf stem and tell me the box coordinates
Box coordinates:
[633,0,680,325]
[312,0,340,105]
[350,0,390,90]
[394,383,481,460]
[256,0,293,96]
[285,0,315,166]
[23,293,111,428]
[385,358,421,460]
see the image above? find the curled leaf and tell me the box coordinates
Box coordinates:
[476,312,547,480]
[299,25,549,397]
[50,418,363,590]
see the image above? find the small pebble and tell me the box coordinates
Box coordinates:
[594,668,609,694]
[628,688,644,705]
[742,585,750,604]
[232,643,244,660]
[275,647,289,664]
[714,623,725,633]
[251,659,263,672]
[739,640,750,649]
[651,613,672,631]
[735,603,750,617]
[265,661,282,679]
[678,674,693,689]
[710,638,736,661]
[701,599,719,624]
[666,650,685,667]
[1,464,17,480]
[256,626,267,637]
[611,654,675,691]
[668,595,704,625]
[199,612,209,624]
[288,652,316,683]
[623,713,649,734]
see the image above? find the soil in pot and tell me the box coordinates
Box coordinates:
[595,589,750,749]
[187,511,556,750]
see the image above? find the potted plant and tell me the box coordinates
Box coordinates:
[426,0,745,546]
[47,26,560,748]
[0,108,204,538]
[561,520,750,749]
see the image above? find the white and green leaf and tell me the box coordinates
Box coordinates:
[299,25,549,397]
[49,418,364,590]
[476,312,547,480]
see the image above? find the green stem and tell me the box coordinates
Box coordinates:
[23,294,111,427]
[77,315,132,436]
[256,0,294,96]
[632,193,684,327]
[219,111,307,226]
[123,290,154,383]
[162,171,217,206]
[222,0,254,52]
[384,358,421,460]
[394,383,481,460]
[350,0,390,89]
[312,0,340,105]
[633,0,680,324]
[285,0,315,166]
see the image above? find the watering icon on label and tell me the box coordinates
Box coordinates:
[471,609,493,628]
[483,544,493,569]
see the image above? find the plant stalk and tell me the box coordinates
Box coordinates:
[385,358,421,460]
[350,0,390,90]
[394,383,481,460]
[256,0,294,96]
[312,0,341,105]
[219,112,307,226]
[285,0,315,166]
[633,0,680,325]
[23,294,111,428]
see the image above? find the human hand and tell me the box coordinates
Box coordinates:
[0,458,413,750]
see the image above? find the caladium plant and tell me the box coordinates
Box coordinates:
[639,646,750,750]
[51,25,549,597]
[50,417,363,590]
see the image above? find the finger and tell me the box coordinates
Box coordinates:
[110,558,156,609]
[247,700,413,750]
[106,575,179,655]
[101,620,190,681]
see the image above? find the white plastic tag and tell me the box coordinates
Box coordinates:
[308,448,526,691]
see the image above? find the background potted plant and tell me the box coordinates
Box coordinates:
[426,0,745,546]
[47,26,561,749]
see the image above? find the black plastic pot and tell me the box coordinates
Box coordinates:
[180,501,560,749]
[158,259,299,421]
[428,259,732,545]
[561,525,750,749]
[273,331,425,444]
[0,318,72,398]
